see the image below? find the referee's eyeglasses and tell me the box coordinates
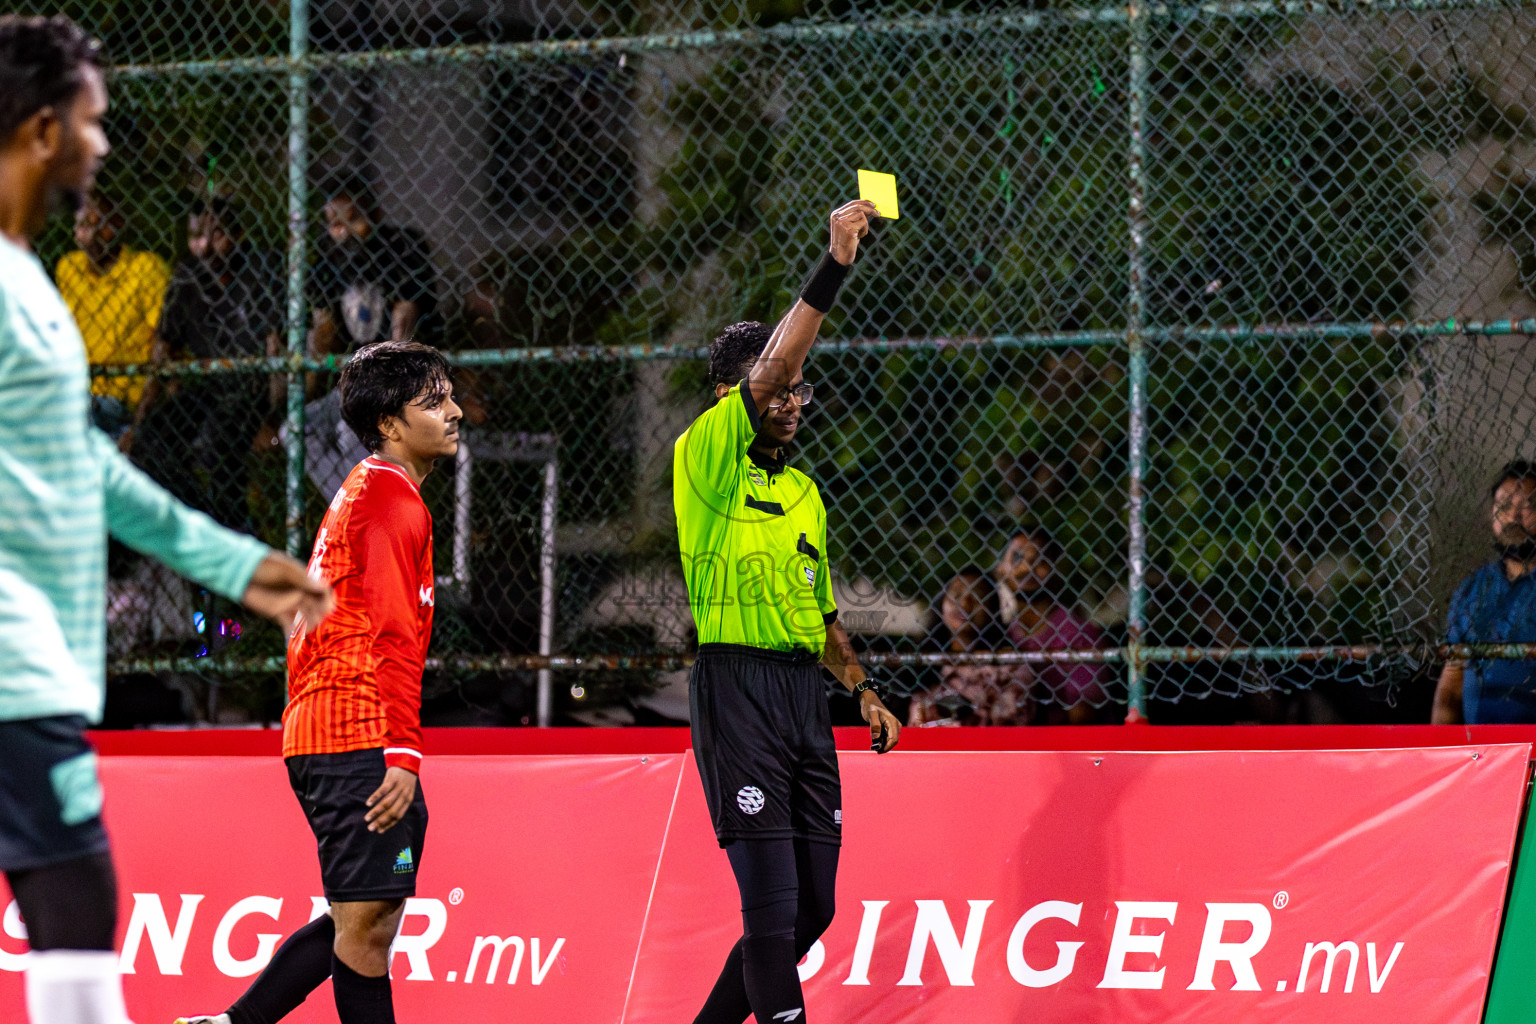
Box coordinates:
[767,383,815,409]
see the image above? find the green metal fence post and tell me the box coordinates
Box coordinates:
[284,0,310,559]
[1124,0,1151,720]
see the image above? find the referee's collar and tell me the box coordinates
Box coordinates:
[749,445,788,478]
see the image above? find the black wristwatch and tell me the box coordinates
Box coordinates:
[853,679,883,701]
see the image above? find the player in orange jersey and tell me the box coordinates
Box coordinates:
[176,341,459,1024]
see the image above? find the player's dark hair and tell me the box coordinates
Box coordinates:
[340,341,453,453]
[1490,459,1536,499]
[707,320,773,390]
[0,15,105,142]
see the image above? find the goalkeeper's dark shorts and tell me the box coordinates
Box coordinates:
[689,643,842,848]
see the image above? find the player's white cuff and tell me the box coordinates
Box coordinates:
[384,747,422,772]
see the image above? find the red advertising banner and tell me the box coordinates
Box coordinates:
[1,753,684,1023]
[625,745,1531,1024]
[1,744,1528,1024]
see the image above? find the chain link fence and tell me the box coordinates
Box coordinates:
[24,0,1536,726]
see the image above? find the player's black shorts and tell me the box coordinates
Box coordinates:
[287,748,428,903]
[0,716,111,873]
[690,643,841,848]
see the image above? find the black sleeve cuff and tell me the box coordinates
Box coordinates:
[823,610,839,626]
[737,378,763,434]
[799,250,849,314]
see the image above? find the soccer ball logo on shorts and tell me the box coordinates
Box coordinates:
[736,785,766,815]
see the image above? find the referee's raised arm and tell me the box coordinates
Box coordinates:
[743,199,877,415]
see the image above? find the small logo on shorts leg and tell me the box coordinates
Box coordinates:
[394,847,415,874]
[834,809,842,826]
[736,786,766,815]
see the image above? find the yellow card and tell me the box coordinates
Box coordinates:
[857,169,900,220]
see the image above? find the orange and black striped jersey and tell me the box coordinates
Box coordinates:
[283,456,435,773]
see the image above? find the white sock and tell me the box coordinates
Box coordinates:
[24,949,134,1024]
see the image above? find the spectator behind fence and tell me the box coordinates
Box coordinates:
[136,197,282,532]
[298,183,439,498]
[309,181,437,356]
[908,568,1029,726]
[1433,460,1536,724]
[997,526,1109,724]
[54,192,170,440]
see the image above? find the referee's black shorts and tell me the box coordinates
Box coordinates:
[287,748,428,903]
[689,643,841,848]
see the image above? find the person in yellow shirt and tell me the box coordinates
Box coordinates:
[54,192,170,435]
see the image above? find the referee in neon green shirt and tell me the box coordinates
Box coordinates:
[675,199,901,1024]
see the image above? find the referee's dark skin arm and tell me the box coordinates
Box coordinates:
[742,200,878,417]
[744,198,899,751]
[824,618,902,752]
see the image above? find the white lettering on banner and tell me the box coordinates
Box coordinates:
[466,936,524,984]
[898,900,993,987]
[1366,942,1405,993]
[24,887,1409,1001]
[1297,941,1359,994]
[530,937,566,984]
[1188,903,1272,991]
[0,901,29,972]
[797,940,825,982]
[308,896,330,923]
[843,901,888,986]
[390,899,448,980]
[1006,901,1084,987]
[212,897,284,978]
[1097,901,1178,990]
[814,896,1405,995]
[460,933,563,985]
[120,894,204,975]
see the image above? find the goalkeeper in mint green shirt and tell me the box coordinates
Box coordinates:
[674,199,901,1024]
[0,17,332,1024]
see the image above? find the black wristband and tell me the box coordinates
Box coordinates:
[799,250,850,314]
[854,679,882,700]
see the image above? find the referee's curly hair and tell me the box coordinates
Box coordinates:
[707,321,774,390]
[0,15,104,142]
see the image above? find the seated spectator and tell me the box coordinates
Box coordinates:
[54,192,170,440]
[908,568,1029,726]
[136,197,281,532]
[1433,460,1536,724]
[996,526,1109,724]
[309,180,437,356]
